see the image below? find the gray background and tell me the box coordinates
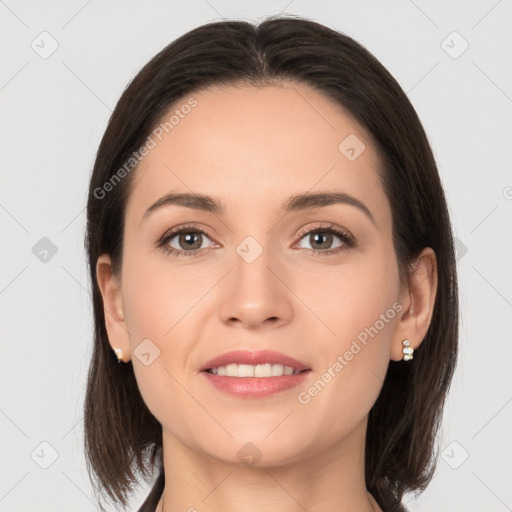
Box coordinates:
[1,0,511,510]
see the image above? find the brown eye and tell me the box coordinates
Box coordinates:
[295,225,354,255]
[166,230,212,253]
[158,225,216,257]
[174,231,204,251]
[306,231,338,250]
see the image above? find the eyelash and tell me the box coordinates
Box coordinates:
[156,222,355,258]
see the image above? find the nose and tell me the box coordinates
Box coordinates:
[218,242,294,330]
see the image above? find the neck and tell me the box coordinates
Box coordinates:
[156,417,381,512]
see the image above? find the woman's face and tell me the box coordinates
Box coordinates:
[107,83,407,466]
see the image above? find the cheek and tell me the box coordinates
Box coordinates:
[335,269,398,344]
[120,254,208,437]
[300,250,400,413]
[305,249,399,346]
[122,247,209,341]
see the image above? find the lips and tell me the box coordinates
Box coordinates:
[200,349,310,373]
[199,350,312,398]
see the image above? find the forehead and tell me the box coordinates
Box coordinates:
[127,82,388,222]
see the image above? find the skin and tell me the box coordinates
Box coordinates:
[96,82,437,512]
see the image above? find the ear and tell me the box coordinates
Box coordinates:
[96,254,131,362]
[390,247,438,361]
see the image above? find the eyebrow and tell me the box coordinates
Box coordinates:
[141,191,376,225]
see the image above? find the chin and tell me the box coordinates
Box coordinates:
[196,432,312,469]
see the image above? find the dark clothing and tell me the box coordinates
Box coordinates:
[136,469,164,512]
[136,468,409,512]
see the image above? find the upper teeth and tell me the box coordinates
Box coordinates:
[209,363,301,377]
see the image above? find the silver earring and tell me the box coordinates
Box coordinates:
[114,347,123,364]
[402,339,414,361]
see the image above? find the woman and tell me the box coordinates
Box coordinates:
[84,15,458,512]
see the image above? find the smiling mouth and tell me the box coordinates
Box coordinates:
[204,363,307,377]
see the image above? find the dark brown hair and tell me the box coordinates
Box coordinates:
[84,14,458,512]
